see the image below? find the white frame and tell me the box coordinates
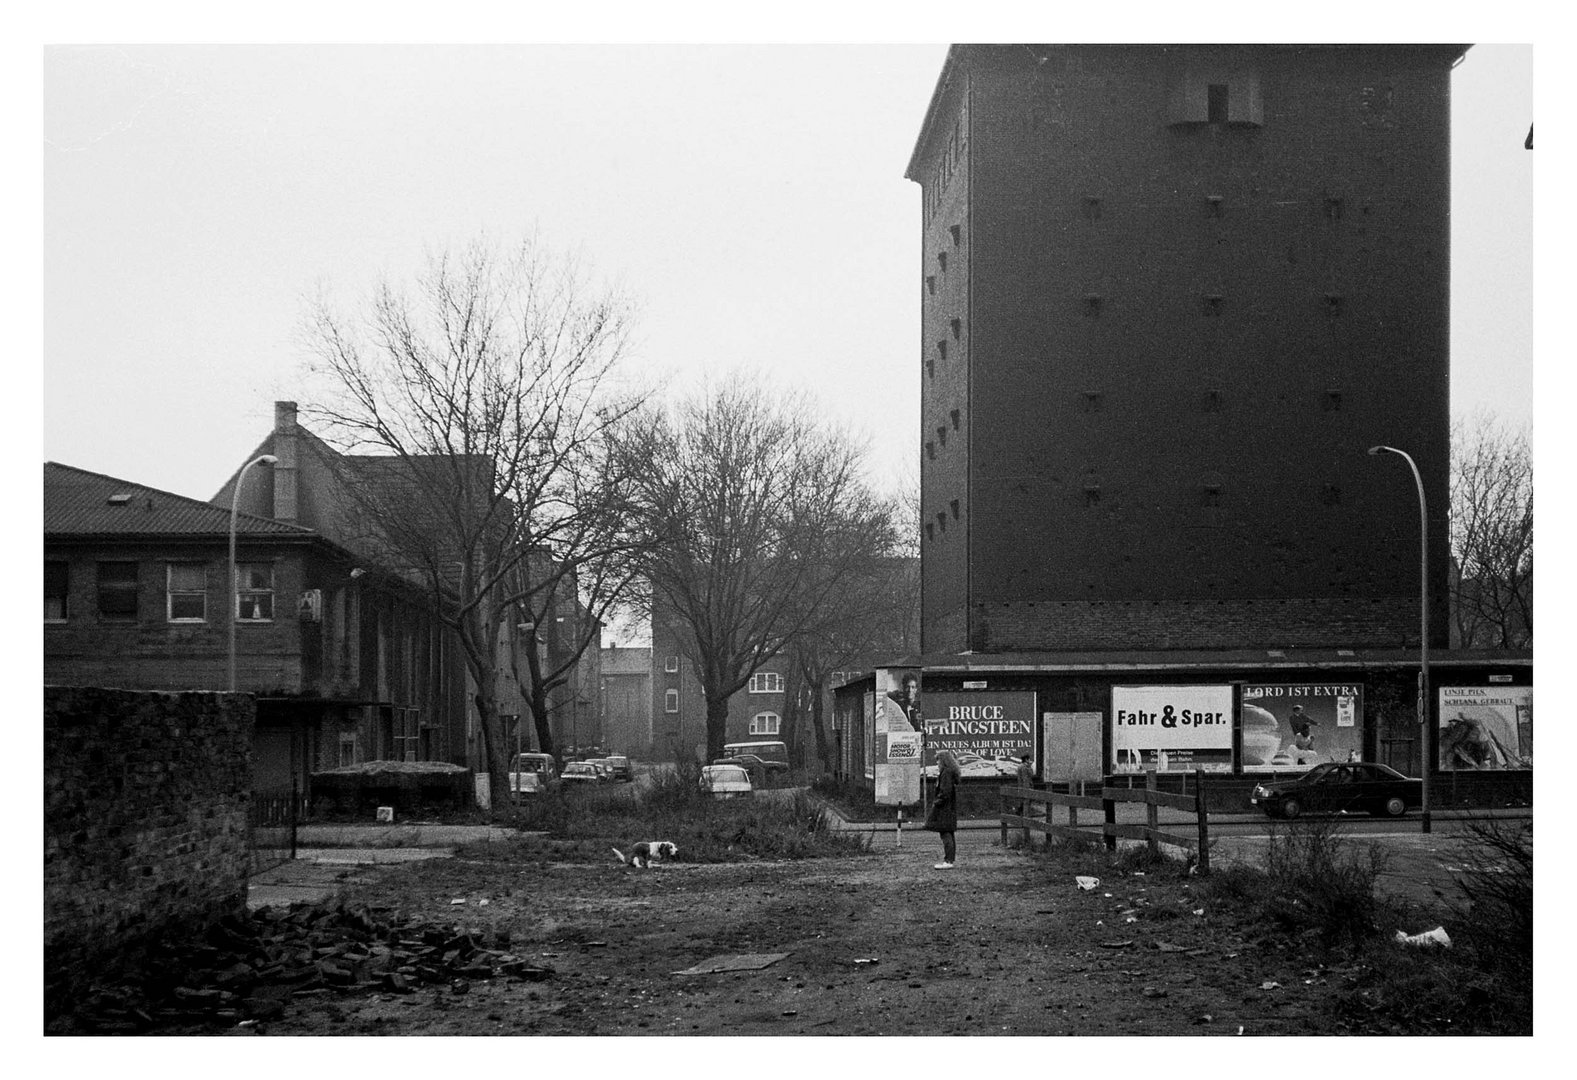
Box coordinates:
[166,561,208,622]
[235,561,275,621]
[748,671,783,694]
[750,712,781,736]
[664,655,680,673]
[664,688,679,714]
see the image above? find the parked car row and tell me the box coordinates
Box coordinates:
[510,751,635,793]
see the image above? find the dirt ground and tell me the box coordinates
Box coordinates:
[250,829,1415,1037]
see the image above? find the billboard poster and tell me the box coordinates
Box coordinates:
[1111,685,1233,773]
[1239,682,1365,773]
[1438,686,1532,771]
[868,667,921,782]
[922,690,1035,778]
[875,730,922,806]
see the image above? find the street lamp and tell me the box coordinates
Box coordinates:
[229,454,278,692]
[1367,445,1431,833]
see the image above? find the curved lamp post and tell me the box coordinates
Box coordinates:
[1368,445,1431,833]
[229,454,278,692]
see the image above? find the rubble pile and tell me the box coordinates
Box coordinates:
[46,902,552,1034]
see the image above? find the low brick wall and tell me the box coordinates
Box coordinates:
[44,686,254,1017]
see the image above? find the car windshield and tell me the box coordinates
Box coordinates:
[707,767,747,782]
[566,764,595,775]
[1297,763,1339,783]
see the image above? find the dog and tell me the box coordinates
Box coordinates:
[611,840,678,869]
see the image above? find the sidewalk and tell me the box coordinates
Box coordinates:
[247,823,535,910]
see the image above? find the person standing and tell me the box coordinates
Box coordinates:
[925,750,961,869]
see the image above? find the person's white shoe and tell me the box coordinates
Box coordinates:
[933,861,954,869]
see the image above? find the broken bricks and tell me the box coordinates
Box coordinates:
[45,901,554,1034]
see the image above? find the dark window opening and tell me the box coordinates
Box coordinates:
[97,561,139,620]
[1207,84,1229,124]
[45,560,69,621]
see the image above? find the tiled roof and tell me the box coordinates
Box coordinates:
[44,462,316,538]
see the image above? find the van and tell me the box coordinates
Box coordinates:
[509,752,558,795]
[722,740,789,773]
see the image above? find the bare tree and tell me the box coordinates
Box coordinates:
[621,376,902,762]
[784,553,920,770]
[303,236,647,803]
[1449,412,1533,648]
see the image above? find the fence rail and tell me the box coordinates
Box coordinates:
[998,769,1212,873]
[248,785,308,872]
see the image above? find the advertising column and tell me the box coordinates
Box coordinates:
[872,668,922,804]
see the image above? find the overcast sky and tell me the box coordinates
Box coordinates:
[42,41,1531,507]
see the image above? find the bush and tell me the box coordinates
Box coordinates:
[1199,819,1386,951]
[1450,817,1534,983]
[505,766,869,862]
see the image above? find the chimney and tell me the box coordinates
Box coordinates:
[272,400,300,524]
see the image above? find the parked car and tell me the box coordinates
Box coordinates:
[1250,762,1422,819]
[722,741,789,774]
[713,755,768,787]
[602,755,633,783]
[699,764,754,800]
[508,752,558,795]
[560,761,604,786]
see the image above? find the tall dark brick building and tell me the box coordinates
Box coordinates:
[907,45,1465,655]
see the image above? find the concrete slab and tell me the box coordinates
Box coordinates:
[673,953,791,976]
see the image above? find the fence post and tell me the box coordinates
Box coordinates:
[1103,786,1117,852]
[1145,769,1159,859]
[290,774,299,861]
[1000,788,1009,849]
[1193,768,1210,875]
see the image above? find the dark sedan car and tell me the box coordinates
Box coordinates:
[1250,762,1422,819]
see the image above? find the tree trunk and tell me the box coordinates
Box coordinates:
[472,686,511,815]
[704,691,731,763]
[810,690,832,771]
[527,684,556,758]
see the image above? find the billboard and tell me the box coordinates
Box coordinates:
[1111,685,1233,773]
[922,690,1035,775]
[1239,683,1365,772]
[1438,686,1532,771]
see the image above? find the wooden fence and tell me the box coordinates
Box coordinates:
[998,769,1212,874]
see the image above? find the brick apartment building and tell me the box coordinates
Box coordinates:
[834,45,1531,801]
[44,460,468,793]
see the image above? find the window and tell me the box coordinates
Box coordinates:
[750,712,781,736]
[1207,84,1229,123]
[1168,68,1263,127]
[236,562,274,621]
[45,561,68,621]
[96,561,139,620]
[167,562,208,622]
[338,733,358,768]
[664,655,680,673]
[664,689,679,713]
[749,671,784,694]
[831,671,846,687]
